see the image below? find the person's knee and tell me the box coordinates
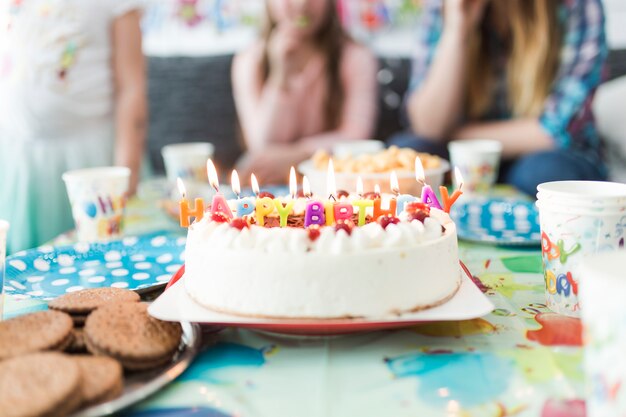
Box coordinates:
[505,150,605,195]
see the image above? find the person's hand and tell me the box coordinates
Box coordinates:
[236,146,309,186]
[267,25,302,88]
[445,0,488,34]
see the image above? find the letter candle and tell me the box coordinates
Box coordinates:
[303,172,325,227]
[207,159,234,219]
[391,171,417,215]
[231,170,255,217]
[177,177,204,227]
[353,176,373,226]
[250,175,273,226]
[323,159,336,226]
[439,167,464,213]
[415,156,442,210]
[373,182,397,219]
[274,166,297,227]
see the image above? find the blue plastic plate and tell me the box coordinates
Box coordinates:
[3,232,185,300]
[450,198,541,246]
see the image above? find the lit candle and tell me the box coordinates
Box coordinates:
[392,170,417,214]
[303,176,312,199]
[231,170,255,217]
[207,159,234,219]
[324,158,336,226]
[274,167,297,227]
[353,176,373,226]
[177,177,204,227]
[373,179,397,219]
[415,156,442,210]
[251,175,274,226]
[439,167,464,213]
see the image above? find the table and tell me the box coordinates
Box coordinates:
[2,183,586,417]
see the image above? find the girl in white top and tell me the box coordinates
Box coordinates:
[0,0,146,253]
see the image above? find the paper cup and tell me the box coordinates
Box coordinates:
[536,181,626,317]
[448,140,502,193]
[0,220,8,319]
[578,250,626,417]
[332,140,385,159]
[162,142,214,183]
[63,167,130,242]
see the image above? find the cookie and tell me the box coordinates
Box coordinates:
[48,287,140,323]
[74,355,124,407]
[84,302,182,371]
[67,328,87,353]
[0,352,82,417]
[0,310,74,361]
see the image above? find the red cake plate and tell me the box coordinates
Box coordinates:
[149,262,493,336]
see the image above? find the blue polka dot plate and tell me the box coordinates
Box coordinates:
[450,198,541,246]
[3,232,185,300]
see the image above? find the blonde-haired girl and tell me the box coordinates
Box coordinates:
[232,0,378,184]
[393,0,608,194]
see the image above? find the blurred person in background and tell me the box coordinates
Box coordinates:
[392,0,608,195]
[232,0,378,184]
[0,0,146,253]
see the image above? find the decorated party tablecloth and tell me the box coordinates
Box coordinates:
[1,183,585,417]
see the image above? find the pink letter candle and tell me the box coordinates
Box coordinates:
[207,159,233,219]
[177,178,204,228]
[415,156,442,210]
[334,203,353,222]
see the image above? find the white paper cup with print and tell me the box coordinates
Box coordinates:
[578,250,626,417]
[63,167,130,243]
[536,181,626,317]
[162,142,214,183]
[448,140,502,193]
[0,220,8,317]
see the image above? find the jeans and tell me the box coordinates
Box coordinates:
[388,131,608,196]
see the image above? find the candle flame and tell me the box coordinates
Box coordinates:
[251,174,260,196]
[303,175,311,198]
[415,156,426,183]
[356,176,363,197]
[231,170,241,197]
[289,166,297,199]
[177,177,186,199]
[390,171,400,195]
[327,158,337,198]
[374,184,381,195]
[207,159,219,191]
[454,166,464,190]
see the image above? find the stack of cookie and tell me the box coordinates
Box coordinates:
[0,288,183,417]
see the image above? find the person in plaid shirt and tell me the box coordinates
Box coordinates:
[392,0,608,195]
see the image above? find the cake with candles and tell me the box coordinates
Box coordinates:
[180,159,464,319]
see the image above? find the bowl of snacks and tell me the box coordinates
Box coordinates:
[298,146,450,195]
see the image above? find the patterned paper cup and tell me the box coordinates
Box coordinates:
[536,181,626,317]
[578,250,626,417]
[63,167,130,243]
[162,142,214,183]
[448,140,502,194]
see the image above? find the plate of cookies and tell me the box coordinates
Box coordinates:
[0,288,201,417]
[3,232,186,301]
[299,146,449,196]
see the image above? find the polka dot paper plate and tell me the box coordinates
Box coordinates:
[450,198,541,246]
[3,232,185,300]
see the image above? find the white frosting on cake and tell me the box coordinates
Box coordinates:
[184,208,461,319]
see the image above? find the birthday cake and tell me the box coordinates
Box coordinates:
[183,195,461,319]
